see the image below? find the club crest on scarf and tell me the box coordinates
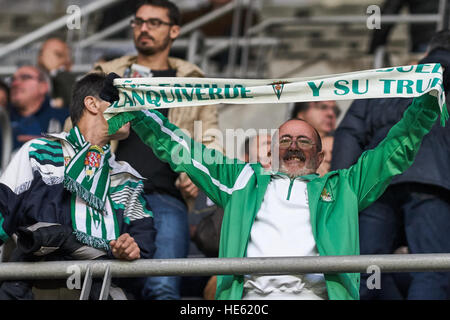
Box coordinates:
[64,126,111,213]
[85,145,103,178]
[270,81,290,100]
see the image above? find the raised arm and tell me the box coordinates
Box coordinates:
[343,92,445,211]
[124,110,252,208]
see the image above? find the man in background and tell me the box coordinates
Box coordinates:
[8,65,68,153]
[290,100,340,138]
[38,38,77,108]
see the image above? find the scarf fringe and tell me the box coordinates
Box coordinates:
[64,175,105,212]
[74,230,110,251]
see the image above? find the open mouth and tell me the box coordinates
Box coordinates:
[283,150,306,162]
[285,155,303,161]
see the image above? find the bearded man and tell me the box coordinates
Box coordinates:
[102,69,445,299]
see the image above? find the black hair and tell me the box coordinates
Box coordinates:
[428,29,450,52]
[290,102,310,119]
[135,0,181,25]
[69,72,107,126]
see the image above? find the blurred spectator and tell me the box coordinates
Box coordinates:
[37,38,77,108]
[332,30,450,300]
[368,0,440,54]
[0,79,10,109]
[8,66,68,153]
[290,100,340,138]
[317,134,333,176]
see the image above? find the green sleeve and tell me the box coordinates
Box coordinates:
[343,93,443,211]
[131,110,251,207]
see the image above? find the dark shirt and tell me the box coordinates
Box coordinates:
[331,50,450,191]
[8,96,68,152]
[115,69,185,201]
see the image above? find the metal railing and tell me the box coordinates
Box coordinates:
[2,254,450,280]
[240,0,448,70]
[1,254,450,299]
[2,1,447,76]
[0,0,122,60]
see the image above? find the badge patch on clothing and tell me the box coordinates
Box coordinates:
[320,187,333,202]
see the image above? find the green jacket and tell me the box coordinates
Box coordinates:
[130,93,441,300]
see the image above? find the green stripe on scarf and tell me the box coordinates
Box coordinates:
[64,126,111,212]
[107,112,142,135]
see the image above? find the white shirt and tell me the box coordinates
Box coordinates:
[243,174,328,300]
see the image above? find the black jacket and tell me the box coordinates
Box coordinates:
[331,50,450,191]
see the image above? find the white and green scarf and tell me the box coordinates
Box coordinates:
[64,126,111,213]
[105,63,448,134]
[62,126,116,250]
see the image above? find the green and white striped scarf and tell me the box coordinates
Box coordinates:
[62,126,117,250]
[64,126,111,213]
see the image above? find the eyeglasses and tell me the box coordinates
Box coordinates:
[312,103,341,117]
[279,136,316,149]
[130,17,173,29]
[11,74,40,82]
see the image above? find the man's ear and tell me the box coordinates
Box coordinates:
[316,150,325,169]
[83,96,100,115]
[169,24,180,41]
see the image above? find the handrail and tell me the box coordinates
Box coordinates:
[0,254,450,280]
[246,14,443,36]
[0,0,122,60]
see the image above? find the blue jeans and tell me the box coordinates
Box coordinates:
[359,183,450,300]
[141,193,189,300]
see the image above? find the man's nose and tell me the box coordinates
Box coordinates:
[288,140,299,149]
[325,107,336,117]
[139,22,151,32]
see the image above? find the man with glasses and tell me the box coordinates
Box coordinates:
[102,68,444,298]
[291,100,340,138]
[91,0,221,300]
[8,65,68,154]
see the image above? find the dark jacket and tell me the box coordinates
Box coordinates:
[331,50,450,191]
[9,95,68,151]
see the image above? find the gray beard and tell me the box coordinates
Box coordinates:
[279,158,317,178]
[279,165,314,179]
